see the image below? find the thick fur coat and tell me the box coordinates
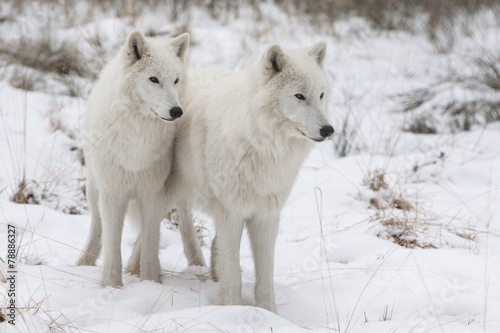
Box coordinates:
[75,31,190,287]
[169,42,334,312]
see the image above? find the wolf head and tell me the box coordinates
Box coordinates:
[261,42,334,142]
[123,31,189,122]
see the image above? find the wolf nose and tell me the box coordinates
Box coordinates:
[170,107,183,119]
[320,125,334,139]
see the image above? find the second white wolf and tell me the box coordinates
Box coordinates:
[132,41,334,312]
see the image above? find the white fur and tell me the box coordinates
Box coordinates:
[75,31,190,287]
[170,42,333,312]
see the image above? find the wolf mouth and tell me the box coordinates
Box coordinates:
[150,108,176,122]
[297,128,325,142]
[160,116,176,122]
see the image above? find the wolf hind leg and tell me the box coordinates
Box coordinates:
[212,210,245,306]
[126,200,141,276]
[177,201,206,267]
[76,178,102,266]
[247,213,280,313]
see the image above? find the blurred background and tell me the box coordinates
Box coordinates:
[1,1,500,331]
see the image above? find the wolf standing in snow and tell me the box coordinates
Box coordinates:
[170,42,334,312]
[75,31,190,287]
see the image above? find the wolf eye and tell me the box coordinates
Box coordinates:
[174,78,179,84]
[149,77,159,84]
[320,92,324,99]
[295,93,305,100]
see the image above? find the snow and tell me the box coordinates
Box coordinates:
[1,2,499,332]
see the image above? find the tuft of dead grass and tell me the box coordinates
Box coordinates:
[400,43,500,133]
[70,146,85,166]
[362,166,480,251]
[49,117,76,141]
[66,206,81,215]
[392,198,413,211]
[332,113,362,158]
[11,180,40,205]
[380,303,395,322]
[164,209,209,247]
[367,171,388,192]
[0,37,86,77]
[400,83,500,134]
[379,217,437,249]
[475,54,500,91]
[8,67,44,92]
[365,172,413,212]
[404,114,438,134]
[444,100,500,131]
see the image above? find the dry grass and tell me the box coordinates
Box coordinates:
[402,88,435,113]
[70,146,85,167]
[364,171,413,212]
[48,104,77,140]
[362,169,479,250]
[400,50,500,133]
[8,67,44,92]
[402,90,500,133]
[8,0,499,35]
[9,177,85,214]
[444,100,500,131]
[380,303,395,322]
[332,113,362,158]
[475,54,500,92]
[277,0,500,38]
[379,217,437,249]
[1,36,93,97]
[11,180,41,205]
[0,36,86,78]
[164,209,210,248]
[366,171,388,192]
[404,114,438,134]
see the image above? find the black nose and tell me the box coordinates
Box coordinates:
[169,107,183,119]
[320,125,334,138]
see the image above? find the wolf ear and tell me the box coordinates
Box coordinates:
[308,41,327,67]
[127,31,147,63]
[263,45,286,75]
[171,33,190,61]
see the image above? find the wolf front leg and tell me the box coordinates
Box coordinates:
[100,192,128,287]
[127,235,141,276]
[136,190,166,283]
[212,210,245,306]
[125,200,141,275]
[247,212,280,313]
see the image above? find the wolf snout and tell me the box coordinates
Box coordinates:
[170,107,183,119]
[320,125,334,139]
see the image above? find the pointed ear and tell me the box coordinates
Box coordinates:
[308,41,327,67]
[127,31,147,63]
[263,45,286,76]
[171,33,190,61]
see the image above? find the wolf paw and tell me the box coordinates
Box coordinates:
[140,266,162,283]
[101,274,123,288]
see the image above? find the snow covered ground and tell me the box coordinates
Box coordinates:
[1,2,499,332]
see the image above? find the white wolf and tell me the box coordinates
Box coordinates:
[75,31,190,288]
[150,41,333,312]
